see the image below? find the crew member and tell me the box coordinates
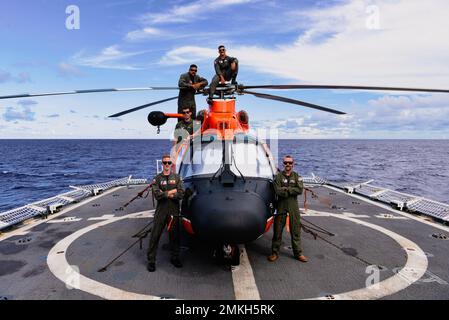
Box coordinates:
[178,64,208,118]
[268,155,308,263]
[208,45,239,101]
[173,106,200,146]
[147,154,185,272]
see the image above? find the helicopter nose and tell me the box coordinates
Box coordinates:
[189,191,269,244]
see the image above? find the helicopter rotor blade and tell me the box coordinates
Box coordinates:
[239,84,449,93]
[109,96,180,118]
[0,87,179,100]
[243,90,346,115]
[109,92,205,118]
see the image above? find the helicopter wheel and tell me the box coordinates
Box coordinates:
[230,245,240,266]
[212,244,225,265]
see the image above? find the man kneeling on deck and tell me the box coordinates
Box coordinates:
[268,155,308,263]
[147,154,185,272]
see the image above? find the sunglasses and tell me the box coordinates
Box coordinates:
[163,161,172,165]
[283,161,294,165]
[190,69,197,72]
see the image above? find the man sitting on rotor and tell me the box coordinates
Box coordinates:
[208,45,239,101]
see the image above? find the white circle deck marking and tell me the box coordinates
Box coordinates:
[307,211,428,300]
[47,210,160,300]
[47,209,428,300]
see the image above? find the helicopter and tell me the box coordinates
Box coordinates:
[2,82,449,265]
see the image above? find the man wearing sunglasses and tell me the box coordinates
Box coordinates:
[178,64,208,119]
[208,45,239,101]
[268,155,308,263]
[147,155,185,272]
[173,106,200,146]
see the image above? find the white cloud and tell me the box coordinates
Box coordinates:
[2,106,36,122]
[160,46,216,65]
[253,94,449,138]
[17,100,38,107]
[125,27,163,41]
[0,70,32,83]
[141,0,253,24]
[252,114,355,139]
[160,0,449,88]
[58,62,83,77]
[72,45,148,70]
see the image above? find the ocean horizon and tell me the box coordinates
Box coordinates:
[1,139,448,212]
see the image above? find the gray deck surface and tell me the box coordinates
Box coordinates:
[1,185,448,300]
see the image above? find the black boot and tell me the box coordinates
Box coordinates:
[147,262,156,272]
[171,257,183,268]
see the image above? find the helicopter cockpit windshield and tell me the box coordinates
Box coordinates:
[179,134,275,179]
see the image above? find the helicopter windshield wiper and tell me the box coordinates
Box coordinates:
[231,143,246,183]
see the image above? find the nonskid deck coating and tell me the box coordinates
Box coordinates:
[1,185,448,300]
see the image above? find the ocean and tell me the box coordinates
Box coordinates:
[0,139,448,212]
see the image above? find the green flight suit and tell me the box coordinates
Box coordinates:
[272,170,304,257]
[178,72,208,118]
[174,119,200,144]
[147,172,185,264]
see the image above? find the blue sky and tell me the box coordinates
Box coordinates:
[1,0,449,139]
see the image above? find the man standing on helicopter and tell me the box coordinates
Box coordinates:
[208,45,239,101]
[147,154,185,272]
[268,155,309,263]
[178,64,208,118]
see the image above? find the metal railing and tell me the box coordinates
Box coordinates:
[1,173,447,231]
[330,180,449,222]
[0,176,148,231]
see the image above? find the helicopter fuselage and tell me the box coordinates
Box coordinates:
[171,95,277,244]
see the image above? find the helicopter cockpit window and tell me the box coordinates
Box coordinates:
[231,142,273,179]
[180,137,274,179]
[180,140,223,178]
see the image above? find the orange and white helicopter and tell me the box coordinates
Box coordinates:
[2,82,449,264]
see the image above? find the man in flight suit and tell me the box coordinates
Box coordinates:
[268,155,309,263]
[147,154,185,272]
[178,64,208,119]
[208,45,239,101]
[173,106,201,146]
